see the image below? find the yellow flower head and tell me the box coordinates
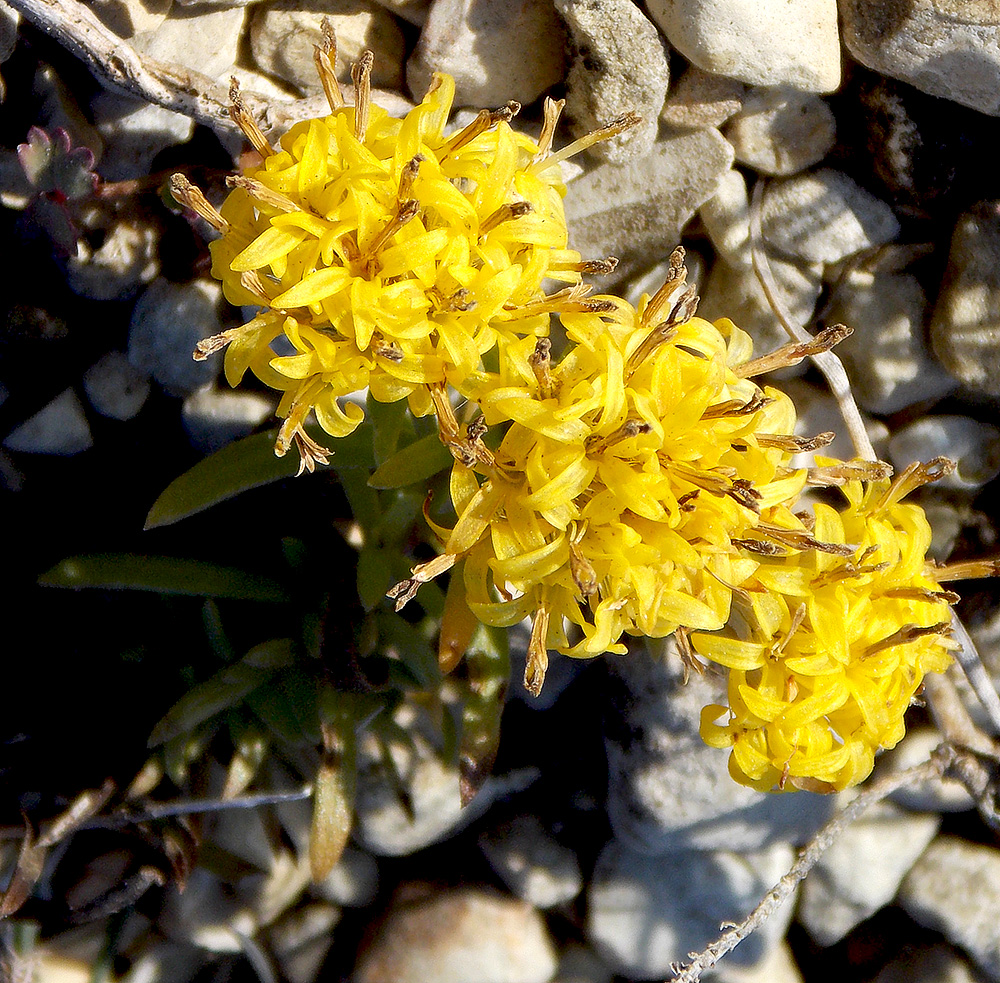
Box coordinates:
[694,458,959,792]
[180,51,595,470]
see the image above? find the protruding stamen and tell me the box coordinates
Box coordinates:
[701,391,772,420]
[373,337,404,362]
[239,270,274,306]
[885,586,961,604]
[535,97,565,159]
[398,154,424,200]
[226,175,299,213]
[865,622,952,659]
[429,286,476,313]
[586,419,653,455]
[576,257,619,275]
[569,542,598,598]
[806,459,894,487]
[931,558,1000,583]
[440,102,521,159]
[314,18,345,111]
[531,111,642,172]
[524,604,551,697]
[755,522,856,556]
[275,384,332,476]
[505,283,614,318]
[877,457,955,511]
[627,282,699,378]
[351,50,374,141]
[480,200,533,235]
[641,246,688,330]
[228,78,273,158]
[194,327,243,360]
[528,338,557,400]
[387,552,459,611]
[773,603,807,656]
[735,324,854,379]
[755,432,836,453]
[360,199,420,269]
[169,174,229,233]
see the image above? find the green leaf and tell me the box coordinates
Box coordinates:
[357,545,392,612]
[368,432,452,489]
[17,126,97,198]
[145,423,375,529]
[39,554,291,603]
[366,393,411,467]
[459,623,509,806]
[148,639,295,746]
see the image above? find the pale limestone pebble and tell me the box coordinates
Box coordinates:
[586,838,797,978]
[699,167,751,265]
[182,387,276,453]
[67,217,160,301]
[478,814,583,908]
[1,2,19,63]
[661,64,748,129]
[645,0,841,93]
[881,726,976,813]
[841,0,1000,117]
[966,610,1000,736]
[249,0,406,95]
[91,92,195,181]
[888,416,1000,490]
[83,351,151,421]
[899,835,1000,981]
[604,640,835,854]
[762,169,901,265]
[268,903,341,983]
[798,801,940,947]
[3,389,93,456]
[128,279,223,395]
[826,271,956,415]
[237,850,314,928]
[132,5,246,80]
[875,944,990,983]
[407,0,567,108]
[88,0,171,38]
[555,0,670,164]
[714,942,804,983]
[160,868,257,952]
[352,886,558,983]
[564,127,734,280]
[723,88,836,176]
[371,0,431,25]
[553,943,615,983]
[930,202,1000,398]
[697,254,823,366]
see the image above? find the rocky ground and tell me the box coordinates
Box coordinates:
[3,0,1000,981]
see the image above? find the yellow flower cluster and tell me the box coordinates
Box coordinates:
[177,44,990,793]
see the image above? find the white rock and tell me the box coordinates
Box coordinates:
[565,127,734,278]
[478,815,582,908]
[899,835,1000,981]
[83,351,151,421]
[310,845,379,907]
[798,802,940,946]
[249,0,406,95]
[67,217,160,301]
[724,88,836,176]
[407,0,567,108]
[841,0,1000,117]
[930,202,1000,398]
[268,903,340,983]
[889,416,1000,491]
[92,92,195,181]
[714,942,804,983]
[700,168,751,265]
[587,838,797,978]
[646,0,841,93]
[132,5,246,80]
[555,0,670,164]
[128,279,223,395]
[182,387,275,453]
[88,0,172,38]
[762,169,901,265]
[3,389,93,455]
[352,886,558,983]
[370,0,430,26]
[882,727,976,814]
[875,944,986,983]
[827,272,956,415]
[661,65,747,130]
[160,869,256,953]
[1,2,20,65]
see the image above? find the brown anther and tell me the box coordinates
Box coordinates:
[774,604,807,657]
[755,521,856,556]
[569,542,599,598]
[351,50,374,141]
[726,478,761,512]
[677,490,700,512]
[503,282,600,318]
[524,605,551,697]
[674,626,705,681]
[930,558,1000,583]
[577,257,619,275]
[641,246,688,330]
[533,111,642,172]
[429,286,476,313]
[885,586,962,604]
[480,200,533,235]
[193,327,242,360]
[864,622,952,659]
[528,337,557,399]
[586,419,653,455]
[806,459,894,487]
[313,18,345,111]
[360,198,420,270]
[535,96,565,159]
[735,323,854,379]
[169,174,229,233]
[373,338,404,363]
[440,102,520,160]
[226,175,299,213]
[877,456,955,510]
[398,154,424,200]
[228,78,273,158]
[387,552,459,611]
[239,270,275,306]
[755,431,836,453]
[701,391,773,420]
[626,280,699,378]
[733,538,786,556]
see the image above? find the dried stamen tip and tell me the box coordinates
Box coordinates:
[480,201,533,235]
[586,419,653,455]
[806,459,894,487]
[736,323,854,379]
[387,552,459,611]
[879,456,956,510]
[536,111,643,171]
[755,521,856,556]
[169,174,229,233]
[398,155,424,200]
[628,281,699,377]
[865,622,952,659]
[504,282,599,318]
[239,270,274,307]
[361,199,420,268]
[351,50,374,140]
[569,543,599,598]
[313,18,345,111]
[535,96,566,159]
[524,605,551,697]
[641,246,688,329]
[701,391,772,420]
[756,432,836,453]
[193,327,242,360]
[576,257,619,275]
[226,175,299,213]
[528,337,557,400]
[930,558,1000,583]
[228,78,273,159]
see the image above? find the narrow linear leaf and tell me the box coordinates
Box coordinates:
[459,623,509,806]
[310,708,357,880]
[39,554,291,602]
[368,432,452,489]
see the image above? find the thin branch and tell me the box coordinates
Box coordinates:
[667,746,957,983]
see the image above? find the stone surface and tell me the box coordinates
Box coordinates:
[132,5,246,79]
[160,868,256,953]
[268,903,340,983]
[407,0,567,109]
[1,1,20,70]
[67,216,160,301]
[3,389,93,456]
[565,127,734,278]
[798,802,940,946]
[182,387,275,453]
[762,169,900,265]
[875,944,987,983]
[586,838,797,978]
[478,814,582,908]
[249,0,406,94]
[89,0,172,38]
[714,942,804,983]
[646,0,841,93]
[371,0,431,25]
[699,168,753,265]
[661,65,747,130]
[127,279,223,395]
[724,88,836,176]
[826,272,956,415]
[931,202,1000,397]
[352,886,558,983]
[841,0,1000,117]
[888,416,1000,491]
[553,943,615,983]
[92,92,194,181]
[83,350,151,421]
[556,0,670,164]
[900,835,1000,981]
[881,726,976,814]
[604,641,835,854]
